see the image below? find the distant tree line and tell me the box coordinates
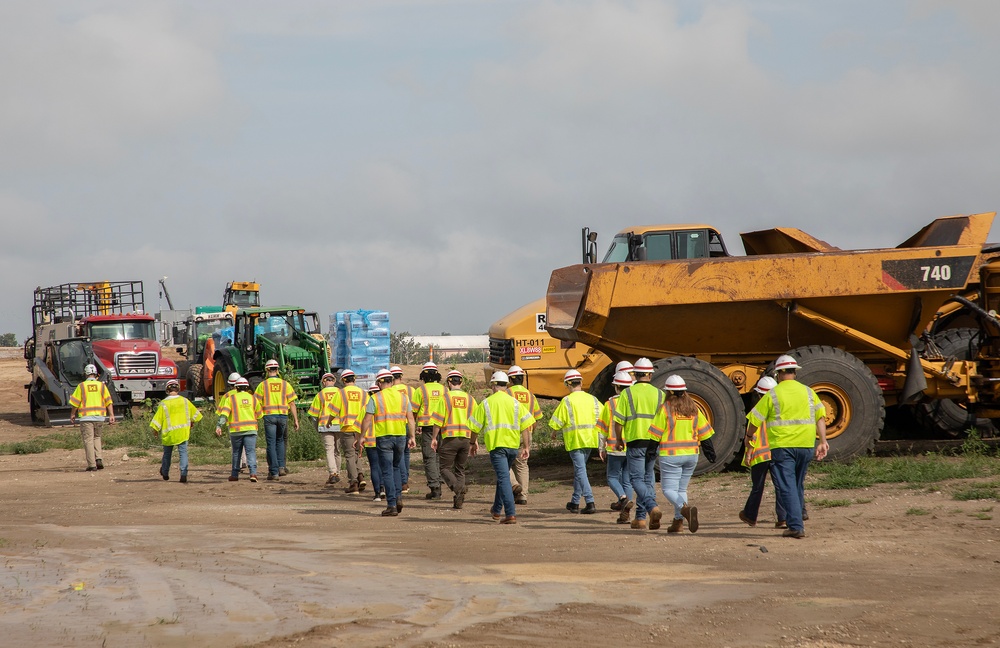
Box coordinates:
[390,331,487,365]
[0,333,18,347]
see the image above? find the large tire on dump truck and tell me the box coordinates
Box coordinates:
[588,363,616,402]
[784,345,884,461]
[187,363,205,398]
[651,356,745,475]
[914,328,979,437]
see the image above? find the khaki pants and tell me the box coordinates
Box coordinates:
[80,421,104,469]
[336,431,360,484]
[438,436,470,495]
[321,432,340,475]
[509,455,529,495]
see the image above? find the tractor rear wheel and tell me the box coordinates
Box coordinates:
[651,356,745,475]
[785,345,884,461]
[914,328,979,437]
[187,364,205,398]
[213,366,230,402]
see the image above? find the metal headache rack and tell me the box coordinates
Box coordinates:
[32,281,146,329]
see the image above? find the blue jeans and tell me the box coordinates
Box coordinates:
[161,441,188,477]
[626,443,658,520]
[263,414,288,477]
[231,434,257,477]
[606,453,633,501]
[365,446,384,496]
[770,447,812,532]
[742,461,787,524]
[489,447,519,517]
[569,448,595,505]
[377,435,406,507]
[659,454,698,520]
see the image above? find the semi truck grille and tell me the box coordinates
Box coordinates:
[489,337,514,365]
[116,352,158,375]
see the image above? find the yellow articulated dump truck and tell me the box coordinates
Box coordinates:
[488,224,733,397]
[545,212,1000,473]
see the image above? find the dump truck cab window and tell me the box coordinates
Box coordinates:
[643,233,674,260]
[603,236,630,263]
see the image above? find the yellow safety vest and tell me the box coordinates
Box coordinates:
[613,382,665,443]
[69,379,113,418]
[597,395,625,456]
[743,421,772,467]
[549,390,602,451]
[509,385,543,421]
[217,389,263,435]
[441,389,476,438]
[254,377,297,415]
[150,395,203,446]
[412,381,446,427]
[337,384,368,433]
[469,391,532,451]
[648,401,715,456]
[372,388,409,437]
[747,380,826,449]
[309,387,342,429]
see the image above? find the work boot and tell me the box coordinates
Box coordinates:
[515,496,528,505]
[228,475,239,482]
[667,517,684,533]
[401,482,410,493]
[345,482,360,494]
[381,507,399,517]
[326,474,338,486]
[775,520,787,529]
[267,474,278,481]
[611,496,627,511]
[278,467,289,477]
[782,528,806,539]
[358,473,367,492]
[396,501,404,513]
[630,518,648,530]
[454,488,466,509]
[500,515,517,525]
[682,504,699,533]
[581,502,598,514]
[249,474,258,483]
[491,510,503,521]
[617,500,634,525]
[739,511,756,527]
[160,470,169,481]
[96,458,104,470]
[566,501,580,513]
[425,487,442,500]
[512,483,523,498]
[180,474,188,484]
[648,506,663,530]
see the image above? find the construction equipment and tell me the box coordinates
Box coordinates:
[210,306,331,403]
[174,310,234,398]
[223,281,260,314]
[545,212,1000,473]
[27,282,179,406]
[24,287,129,425]
[488,224,731,397]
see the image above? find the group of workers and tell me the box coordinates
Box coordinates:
[67,351,829,538]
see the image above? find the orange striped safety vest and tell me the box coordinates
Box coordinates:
[648,402,715,456]
[441,389,476,438]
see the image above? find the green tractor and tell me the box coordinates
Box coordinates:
[210,306,331,403]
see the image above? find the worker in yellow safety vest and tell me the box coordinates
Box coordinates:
[216,377,263,482]
[746,355,829,539]
[550,369,602,515]
[412,361,447,500]
[648,375,716,533]
[255,359,299,480]
[469,371,534,525]
[309,372,344,486]
[598,370,635,524]
[331,369,368,494]
[362,369,416,517]
[739,376,787,528]
[359,382,385,502]
[390,366,415,493]
[150,379,203,483]
[506,365,541,505]
[612,357,665,530]
[69,363,116,472]
[431,370,477,509]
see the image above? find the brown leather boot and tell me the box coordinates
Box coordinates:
[617,500,634,524]
[630,518,647,530]
[648,506,663,530]
[681,504,700,533]
[667,517,684,533]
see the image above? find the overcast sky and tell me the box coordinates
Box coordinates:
[4,0,1000,342]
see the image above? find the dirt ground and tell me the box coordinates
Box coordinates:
[2,354,999,648]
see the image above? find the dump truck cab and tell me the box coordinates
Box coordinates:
[223,281,260,314]
[488,225,731,398]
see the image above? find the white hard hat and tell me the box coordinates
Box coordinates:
[664,374,687,391]
[774,355,801,371]
[506,365,525,377]
[340,369,355,379]
[447,370,463,380]
[422,361,438,371]
[633,357,654,373]
[235,377,250,387]
[491,371,510,384]
[563,369,583,382]
[227,372,241,385]
[615,361,635,374]
[375,368,394,382]
[754,376,778,394]
[84,363,98,376]
[612,371,634,386]
[321,372,336,381]
[166,379,180,390]
[389,366,403,375]
[368,383,381,393]
[265,359,280,370]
